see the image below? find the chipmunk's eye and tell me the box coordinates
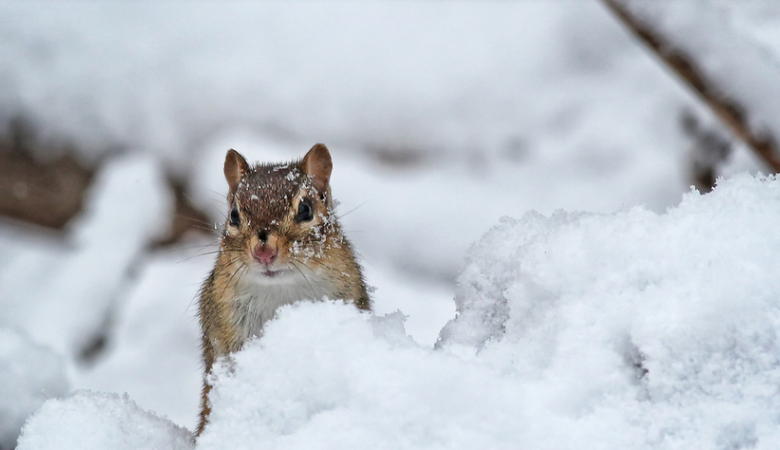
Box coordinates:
[229,207,240,227]
[296,198,313,222]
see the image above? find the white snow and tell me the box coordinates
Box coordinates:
[22,174,780,449]
[74,245,208,429]
[0,327,69,450]
[0,1,699,186]
[198,303,531,450]
[16,391,193,450]
[0,154,173,359]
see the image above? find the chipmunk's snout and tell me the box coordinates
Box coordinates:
[253,242,278,266]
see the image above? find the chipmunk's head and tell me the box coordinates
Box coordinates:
[221,144,339,283]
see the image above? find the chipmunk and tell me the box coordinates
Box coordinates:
[196,144,370,435]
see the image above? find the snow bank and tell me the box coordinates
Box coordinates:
[439,172,780,448]
[197,303,538,450]
[17,391,193,450]
[0,327,69,450]
[75,244,209,429]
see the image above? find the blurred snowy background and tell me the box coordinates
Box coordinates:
[3,1,780,449]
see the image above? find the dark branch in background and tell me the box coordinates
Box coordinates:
[0,115,211,244]
[0,116,95,229]
[151,178,213,249]
[602,0,780,176]
[681,110,733,192]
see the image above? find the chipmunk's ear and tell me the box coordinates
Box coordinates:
[300,143,332,193]
[224,149,249,196]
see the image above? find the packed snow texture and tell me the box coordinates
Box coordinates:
[439,173,780,448]
[16,391,193,450]
[24,174,780,449]
[0,327,69,450]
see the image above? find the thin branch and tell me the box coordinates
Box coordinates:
[601,0,780,173]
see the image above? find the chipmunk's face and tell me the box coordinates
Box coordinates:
[220,145,337,284]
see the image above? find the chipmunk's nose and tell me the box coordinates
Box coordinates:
[253,243,278,266]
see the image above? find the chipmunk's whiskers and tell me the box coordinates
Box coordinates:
[289,259,316,297]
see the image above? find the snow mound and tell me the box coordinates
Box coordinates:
[0,327,69,450]
[439,172,780,447]
[198,302,535,450]
[17,391,193,450]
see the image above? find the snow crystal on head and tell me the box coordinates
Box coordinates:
[235,163,302,226]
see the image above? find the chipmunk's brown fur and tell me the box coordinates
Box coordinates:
[196,144,370,435]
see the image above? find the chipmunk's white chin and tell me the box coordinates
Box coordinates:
[246,264,298,284]
[260,268,286,278]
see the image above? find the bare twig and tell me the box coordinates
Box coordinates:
[602,0,780,173]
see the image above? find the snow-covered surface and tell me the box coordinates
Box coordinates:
[73,246,208,428]
[17,391,193,450]
[0,327,69,449]
[439,174,780,448]
[3,1,780,448]
[0,154,172,359]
